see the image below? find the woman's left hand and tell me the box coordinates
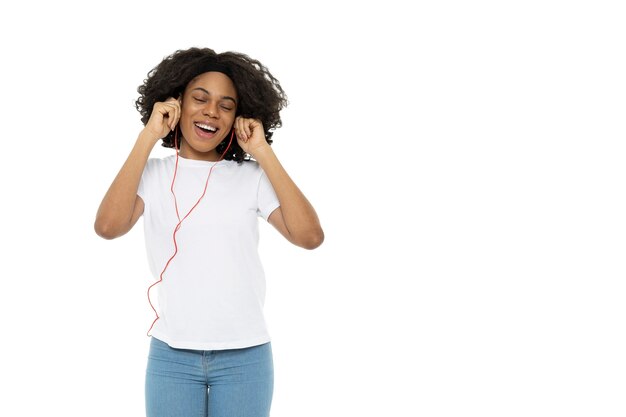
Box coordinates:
[234,117,270,157]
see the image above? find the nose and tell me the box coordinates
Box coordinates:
[203,101,219,118]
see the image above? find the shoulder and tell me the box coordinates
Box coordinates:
[144,155,175,174]
[221,160,271,193]
[148,155,175,168]
[225,159,264,177]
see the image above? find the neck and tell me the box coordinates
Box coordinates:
[178,140,221,162]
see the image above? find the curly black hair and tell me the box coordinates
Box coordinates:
[135,47,288,162]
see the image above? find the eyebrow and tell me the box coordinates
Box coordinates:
[191,87,237,105]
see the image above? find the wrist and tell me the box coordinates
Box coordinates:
[137,129,161,147]
[250,144,274,163]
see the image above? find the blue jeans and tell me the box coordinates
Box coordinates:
[145,337,274,417]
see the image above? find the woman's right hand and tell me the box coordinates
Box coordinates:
[142,97,182,141]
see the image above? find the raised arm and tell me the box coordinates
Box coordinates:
[94,98,181,239]
[234,117,324,250]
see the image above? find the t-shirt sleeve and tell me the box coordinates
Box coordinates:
[256,170,280,221]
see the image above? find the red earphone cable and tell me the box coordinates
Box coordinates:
[146,129,235,336]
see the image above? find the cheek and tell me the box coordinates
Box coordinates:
[180,105,195,122]
[179,106,197,130]
[222,113,236,129]
[176,113,196,142]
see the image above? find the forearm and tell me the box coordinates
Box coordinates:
[94,132,156,238]
[254,146,324,247]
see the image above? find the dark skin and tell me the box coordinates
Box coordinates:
[95,71,324,250]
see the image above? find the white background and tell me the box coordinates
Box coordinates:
[1,1,624,416]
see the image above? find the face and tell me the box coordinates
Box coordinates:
[178,71,238,161]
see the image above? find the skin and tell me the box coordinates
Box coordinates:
[94,71,324,250]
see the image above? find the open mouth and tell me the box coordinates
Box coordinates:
[194,122,219,138]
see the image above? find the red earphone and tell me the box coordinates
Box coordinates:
[146,128,235,336]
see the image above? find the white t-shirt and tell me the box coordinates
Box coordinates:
[137,155,280,350]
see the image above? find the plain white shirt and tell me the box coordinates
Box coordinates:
[138,155,280,350]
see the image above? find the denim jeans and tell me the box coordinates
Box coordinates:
[145,337,274,417]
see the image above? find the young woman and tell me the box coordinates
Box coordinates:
[94,47,323,417]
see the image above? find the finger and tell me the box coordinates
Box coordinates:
[235,117,247,141]
[162,102,180,131]
[176,98,182,127]
[159,103,174,130]
[166,97,182,128]
[236,117,251,141]
[171,101,181,130]
[243,119,253,139]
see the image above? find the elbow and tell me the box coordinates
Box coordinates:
[298,228,325,250]
[94,218,124,240]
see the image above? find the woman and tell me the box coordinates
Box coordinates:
[94,47,323,417]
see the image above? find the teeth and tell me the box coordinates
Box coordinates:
[195,123,217,132]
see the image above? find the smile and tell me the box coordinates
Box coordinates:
[193,122,220,140]
[194,122,218,133]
